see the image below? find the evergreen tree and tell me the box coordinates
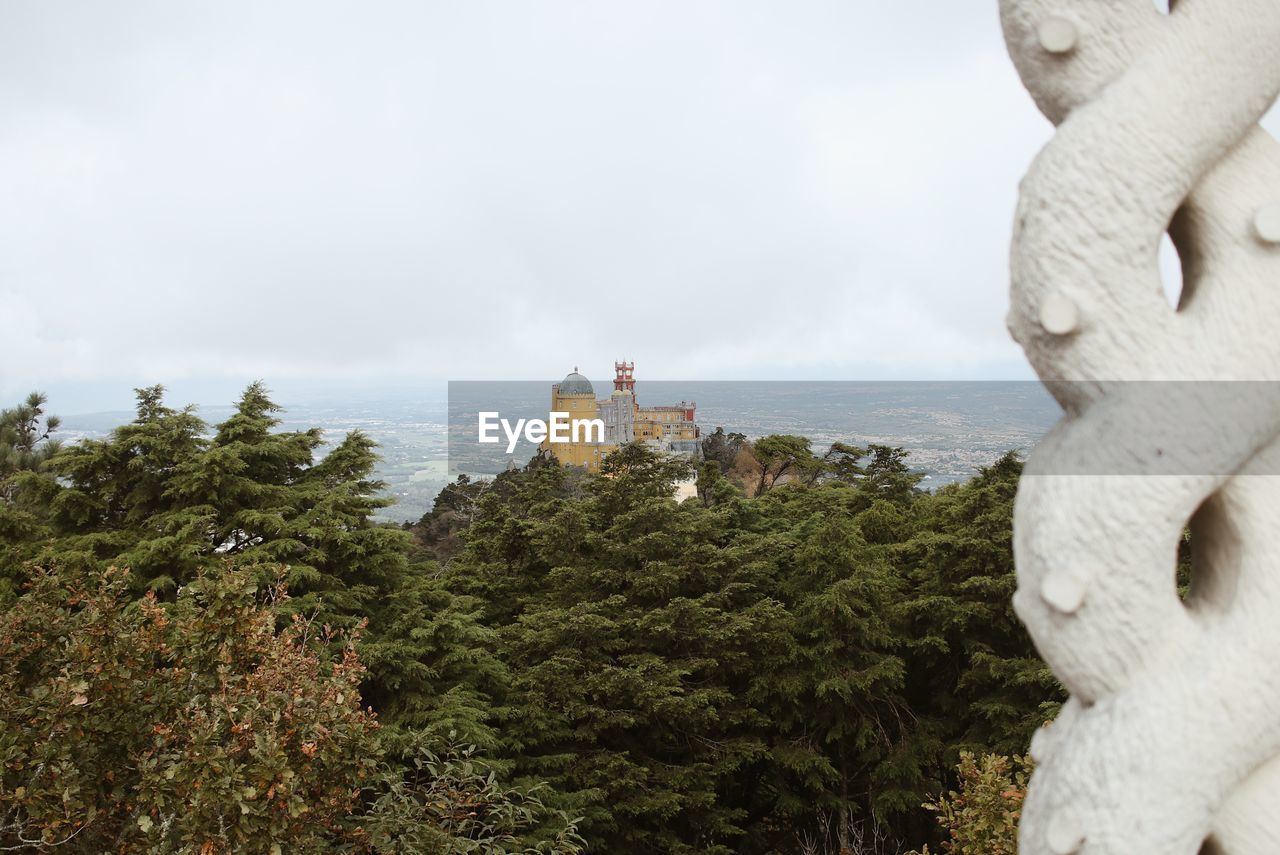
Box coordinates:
[1,387,1071,853]
[9,385,503,773]
[701,427,747,475]
[20,383,406,609]
[32,385,210,585]
[407,474,489,559]
[0,392,61,494]
[899,452,1062,758]
[449,445,793,852]
[0,559,583,854]
[0,392,62,597]
[748,435,824,494]
[360,568,508,756]
[431,441,1062,853]
[862,444,925,505]
[753,484,923,852]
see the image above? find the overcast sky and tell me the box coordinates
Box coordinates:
[0,1,1204,410]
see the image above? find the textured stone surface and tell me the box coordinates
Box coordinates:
[999,1,1280,852]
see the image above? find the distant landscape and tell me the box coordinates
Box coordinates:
[59,381,1060,523]
[2,380,1062,853]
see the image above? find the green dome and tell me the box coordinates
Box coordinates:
[559,371,593,395]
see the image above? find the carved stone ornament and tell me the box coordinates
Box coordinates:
[1000,1,1280,852]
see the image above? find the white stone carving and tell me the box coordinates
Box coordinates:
[999,1,1280,852]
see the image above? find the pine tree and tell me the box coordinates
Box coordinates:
[0,392,61,492]
[899,452,1062,758]
[359,568,508,757]
[15,384,504,772]
[744,479,936,853]
[435,442,1063,853]
[26,383,407,611]
[0,392,62,597]
[450,445,793,853]
[3,385,1070,852]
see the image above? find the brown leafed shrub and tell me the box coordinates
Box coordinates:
[906,752,1030,855]
[0,562,380,853]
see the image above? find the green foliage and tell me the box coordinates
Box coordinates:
[748,434,825,493]
[862,445,925,505]
[0,391,61,492]
[451,444,782,852]
[359,569,507,756]
[365,738,585,854]
[0,385,1063,854]
[906,753,1030,855]
[2,385,496,742]
[33,382,407,612]
[407,474,490,560]
[700,427,747,475]
[899,452,1061,758]
[0,392,63,599]
[0,559,586,854]
[0,561,380,852]
[717,434,922,503]
[0,387,510,840]
[438,439,1056,854]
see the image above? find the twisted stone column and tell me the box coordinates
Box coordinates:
[999,1,1280,852]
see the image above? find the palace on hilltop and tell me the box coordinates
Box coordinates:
[542,362,700,472]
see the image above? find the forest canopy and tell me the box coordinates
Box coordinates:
[0,386,1059,854]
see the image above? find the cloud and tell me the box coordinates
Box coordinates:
[2,0,1061,403]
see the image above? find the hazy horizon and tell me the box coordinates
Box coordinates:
[7,1,1269,410]
[4,0,1055,403]
[32,365,1047,417]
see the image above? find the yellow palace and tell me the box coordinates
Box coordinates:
[541,362,700,471]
